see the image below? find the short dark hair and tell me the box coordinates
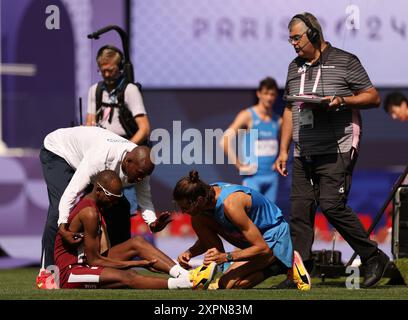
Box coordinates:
[383,92,408,113]
[258,77,278,92]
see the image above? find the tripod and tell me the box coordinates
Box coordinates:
[346,164,408,267]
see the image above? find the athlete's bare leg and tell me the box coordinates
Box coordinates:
[99,267,169,289]
[218,254,276,289]
[108,235,176,274]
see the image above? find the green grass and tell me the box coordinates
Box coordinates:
[394,258,408,284]
[0,268,407,300]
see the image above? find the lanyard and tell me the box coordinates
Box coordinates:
[299,67,321,95]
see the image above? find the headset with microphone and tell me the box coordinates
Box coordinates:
[96,45,125,71]
[292,14,321,46]
[297,40,310,52]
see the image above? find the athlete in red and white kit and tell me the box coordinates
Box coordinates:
[53,169,216,289]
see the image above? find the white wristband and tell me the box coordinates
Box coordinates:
[141,209,157,226]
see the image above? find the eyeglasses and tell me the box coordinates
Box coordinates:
[97,182,123,198]
[288,31,307,44]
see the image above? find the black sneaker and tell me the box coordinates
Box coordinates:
[362,250,390,288]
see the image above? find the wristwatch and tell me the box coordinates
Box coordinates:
[225,252,234,262]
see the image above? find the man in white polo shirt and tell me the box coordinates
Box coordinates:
[38,126,169,272]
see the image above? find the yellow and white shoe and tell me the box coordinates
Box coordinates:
[208,278,220,290]
[189,262,217,290]
[290,251,311,291]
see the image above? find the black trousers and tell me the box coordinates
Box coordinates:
[40,147,130,268]
[290,150,378,263]
[40,147,75,268]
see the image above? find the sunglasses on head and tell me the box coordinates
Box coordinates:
[96,182,123,198]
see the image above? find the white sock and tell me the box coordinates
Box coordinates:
[167,277,193,289]
[169,264,189,278]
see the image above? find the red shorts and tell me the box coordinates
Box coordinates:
[61,265,104,289]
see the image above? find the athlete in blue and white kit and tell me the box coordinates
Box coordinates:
[221,77,281,203]
[173,170,311,290]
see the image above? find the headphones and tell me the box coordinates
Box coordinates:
[96,45,124,70]
[292,14,320,45]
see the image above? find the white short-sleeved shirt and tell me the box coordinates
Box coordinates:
[87,82,146,137]
[44,126,155,226]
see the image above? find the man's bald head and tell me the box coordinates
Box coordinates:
[130,146,155,174]
[122,146,155,183]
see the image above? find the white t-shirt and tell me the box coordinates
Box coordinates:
[87,82,146,137]
[44,126,156,226]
